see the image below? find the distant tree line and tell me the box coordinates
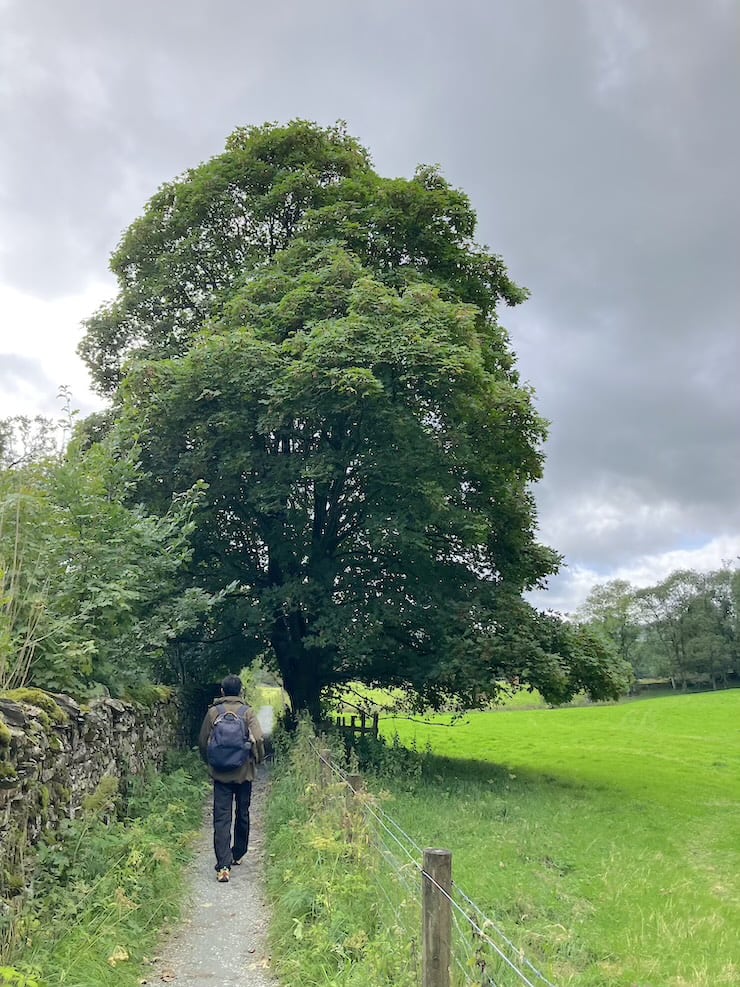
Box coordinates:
[577,567,740,691]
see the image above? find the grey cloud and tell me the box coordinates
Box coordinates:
[517,299,740,571]
[0,0,737,607]
[0,353,101,419]
[0,353,53,390]
[0,0,453,294]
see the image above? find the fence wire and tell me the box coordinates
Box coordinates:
[311,741,560,987]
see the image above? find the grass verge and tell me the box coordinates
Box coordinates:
[0,752,207,987]
[265,721,422,986]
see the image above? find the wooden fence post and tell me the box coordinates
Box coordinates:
[422,848,452,987]
[319,747,333,787]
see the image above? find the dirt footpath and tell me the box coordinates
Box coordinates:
[150,748,278,984]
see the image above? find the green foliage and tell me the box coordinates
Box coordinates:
[78,119,629,716]
[80,120,373,393]
[81,774,119,816]
[580,565,740,689]
[265,720,419,986]
[384,691,740,987]
[0,967,41,987]
[1,755,207,986]
[636,567,740,689]
[0,415,210,697]
[577,578,640,667]
[341,729,429,785]
[122,683,173,707]
[0,484,49,692]
[0,416,61,471]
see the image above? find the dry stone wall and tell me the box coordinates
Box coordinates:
[0,691,182,891]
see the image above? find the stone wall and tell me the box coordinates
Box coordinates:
[0,691,182,892]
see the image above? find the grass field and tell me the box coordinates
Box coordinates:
[379,690,740,987]
[331,682,606,715]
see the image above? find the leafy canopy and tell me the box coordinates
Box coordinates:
[80,120,524,393]
[81,121,630,715]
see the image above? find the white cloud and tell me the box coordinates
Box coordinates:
[0,280,112,418]
[540,487,685,550]
[531,533,740,616]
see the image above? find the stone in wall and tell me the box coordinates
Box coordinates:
[0,691,182,895]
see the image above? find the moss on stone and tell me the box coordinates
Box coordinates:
[52,782,71,804]
[0,759,18,780]
[0,715,11,746]
[124,683,174,707]
[1,689,68,725]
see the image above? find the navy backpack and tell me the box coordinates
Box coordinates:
[206,704,253,772]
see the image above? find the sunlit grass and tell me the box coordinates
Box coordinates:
[249,682,286,715]
[380,691,740,986]
[329,681,554,715]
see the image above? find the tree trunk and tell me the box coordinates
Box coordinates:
[270,612,323,724]
[283,673,323,725]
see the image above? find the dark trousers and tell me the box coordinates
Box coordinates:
[213,779,252,870]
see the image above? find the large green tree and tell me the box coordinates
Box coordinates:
[80,121,524,393]
[80,121,629,716]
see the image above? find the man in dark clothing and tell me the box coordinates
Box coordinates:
[198,674,265,883]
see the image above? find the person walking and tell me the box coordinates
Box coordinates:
[198,674,265,883]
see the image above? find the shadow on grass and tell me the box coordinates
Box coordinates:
[419,751,596,796]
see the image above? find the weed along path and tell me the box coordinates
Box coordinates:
[150,708,278,986]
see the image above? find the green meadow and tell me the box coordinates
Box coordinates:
[380,691,740,987]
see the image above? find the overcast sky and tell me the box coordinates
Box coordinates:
[1,0,738,612]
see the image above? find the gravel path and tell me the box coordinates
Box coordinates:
[150,709,279,986]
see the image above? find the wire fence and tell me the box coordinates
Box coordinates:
[309,740,560,987]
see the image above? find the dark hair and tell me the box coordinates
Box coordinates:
[221,674,242,696]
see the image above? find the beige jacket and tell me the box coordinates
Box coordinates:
[198,696,265,783]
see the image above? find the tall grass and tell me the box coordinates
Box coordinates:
[265,722,422,986]
[0,492,48,690]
